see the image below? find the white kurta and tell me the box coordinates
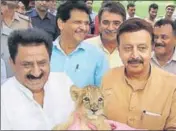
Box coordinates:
[1,72,75,130]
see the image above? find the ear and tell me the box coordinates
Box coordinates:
[57,18,64,31]
[70,85,82,101]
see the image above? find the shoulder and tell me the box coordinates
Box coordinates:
[152,66,176,90]
[17,13,30,21]
[25,8,35,16]
[154,66,176,80]
[48,72,73,86]
[103,67,124,80]
[48,12,56,19]
[81,41,105,57]
[1,77,18,97]
[83,36,100,44]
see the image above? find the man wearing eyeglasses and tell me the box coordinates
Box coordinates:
[84,2,126,68]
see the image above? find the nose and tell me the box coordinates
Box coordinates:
[107,22,115,31]
[131,47,139,58]
[79,23,88,31]
[155,37,162,44]
[91,109,98,113]
[31,64,42,77]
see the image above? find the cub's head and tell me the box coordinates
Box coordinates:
[70,85,104,118]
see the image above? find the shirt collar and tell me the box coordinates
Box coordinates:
[31,9,52,19]
[99,35,118,54]
[14,12,20,21]
[123,64,152,91]
[2,12,20,27]
[172,48,176,61]
[152,47,176,63]
[53,37,86,54]
[14,75,49,100]
[14,77,33,100]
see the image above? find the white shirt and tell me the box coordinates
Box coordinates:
[1,72,74,130]
[126,13,140,20]
[172,10,176,20]
[84,35,123,68]
[1,58,7,85]
[151,48,176,75]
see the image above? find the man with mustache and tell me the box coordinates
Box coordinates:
[151,19,176,74]
[1,29,75,130]
[50,1,109,88]
[84,2,126,68]
[101,18,176,130]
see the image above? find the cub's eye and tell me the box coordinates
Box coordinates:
[83,97,90,102]
[98,97,103,102]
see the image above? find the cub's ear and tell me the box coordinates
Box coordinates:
[70,85,82,101]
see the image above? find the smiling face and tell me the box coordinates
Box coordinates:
[118,30,152,75]
[10,44,50,93]
[58,9,89,45]
[149,8,158,19]
[99,11,123,42]
[166,6,175,17]
[154,24,175,57]
[128,6,136,17]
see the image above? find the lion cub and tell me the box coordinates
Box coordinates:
[53,85,111,130]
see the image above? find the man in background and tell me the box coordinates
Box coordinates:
[126,3,139,19]
[163,4,175,20]
[16,1,26,14]
[84,2,126,68]
[26,0,59,41]
[145,3,158,26]
[48,0,57,16]
[1,0,31,78]
[152,19,176,74]
[85,0,97,34]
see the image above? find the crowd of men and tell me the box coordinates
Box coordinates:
[1,0,176,130]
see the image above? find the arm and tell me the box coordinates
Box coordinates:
[94,52,109,87]
[52,113,74,130]
[1,98,12,130]
[164,89,176,130]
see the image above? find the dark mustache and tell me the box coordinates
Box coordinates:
[104,30,117,34]
[128,58,143,64]
[26,73,43,80]
[155,43,165,47]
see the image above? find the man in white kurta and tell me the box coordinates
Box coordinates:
[1,72,74,130]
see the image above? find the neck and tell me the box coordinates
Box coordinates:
[36,8,47,19]
[126,64,151,81]
[149,16,155,21]
[165,14,172,20]
[101,37,117,54]
[155,48,174,66]
[33,89,44,107]
[60,35,79,55]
